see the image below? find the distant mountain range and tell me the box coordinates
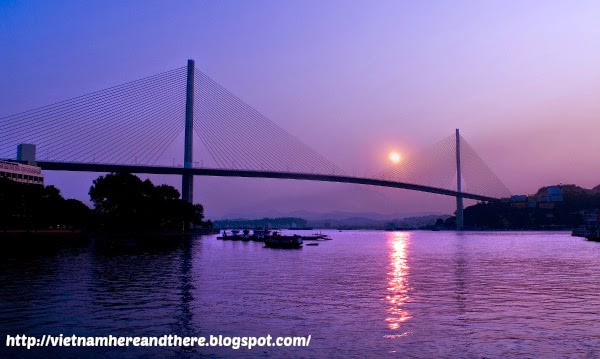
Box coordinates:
[217,209,446,221]
[214,210,451,229]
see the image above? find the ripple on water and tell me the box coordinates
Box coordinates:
[1,231,600,358]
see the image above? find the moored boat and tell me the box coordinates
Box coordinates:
[241,229,251,241]
[586,228,600,241]
[217,229,243,240]
[572,225,590,238]
[264,232,303,248]
[300,232,332,241]
[251,229,271,241]
[300,234,322,241]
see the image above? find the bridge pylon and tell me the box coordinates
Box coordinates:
[182,59,194,203]
[455,128,464,230]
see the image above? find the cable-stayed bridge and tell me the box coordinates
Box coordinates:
[0,60,511,229]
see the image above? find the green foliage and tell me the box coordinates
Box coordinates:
[89,172,204,232]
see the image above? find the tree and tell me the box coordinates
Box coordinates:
[89,172,203,232]
[0,177,90,230]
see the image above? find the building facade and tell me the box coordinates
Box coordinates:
[0,160,44,185]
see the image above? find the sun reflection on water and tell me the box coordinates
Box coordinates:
[385,232,411,335]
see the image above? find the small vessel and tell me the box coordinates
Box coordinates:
[301,234,322,241]
[241,229,251,241]
[572,225,590,238]
[305,243,319,246]
[251,229,271,241]
[320,233,332,240]
[301,232,331,241]
[264,232,303,249]
[586,228,600,241]
[216,230,228,240]
[217,229,243,240]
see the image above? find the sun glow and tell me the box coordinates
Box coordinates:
[389,152,401,164]
[385,232,411,333]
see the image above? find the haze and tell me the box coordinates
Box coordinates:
[2,0,599,219]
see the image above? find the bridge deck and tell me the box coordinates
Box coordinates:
[34,161,500,202]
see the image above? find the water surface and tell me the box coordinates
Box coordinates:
[1,231,599,358]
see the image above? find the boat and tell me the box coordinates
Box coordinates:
[300,232,332,241]
[264,232,303,248]
[305,243,319,246]
[241,229,251,241]
[586,227,600,241]
[251,229,271,241]
[300,234,323,241]
[572,225,590,238]
[217,229,243,240]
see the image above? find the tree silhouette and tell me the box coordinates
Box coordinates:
[89,172,203,232]
[0,177,90,230]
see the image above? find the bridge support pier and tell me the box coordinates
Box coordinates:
[182,59,194,204]
[456,128,464,230]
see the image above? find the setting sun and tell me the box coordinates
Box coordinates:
[389,152,402,164]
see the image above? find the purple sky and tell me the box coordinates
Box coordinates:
[2,1,600,218]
